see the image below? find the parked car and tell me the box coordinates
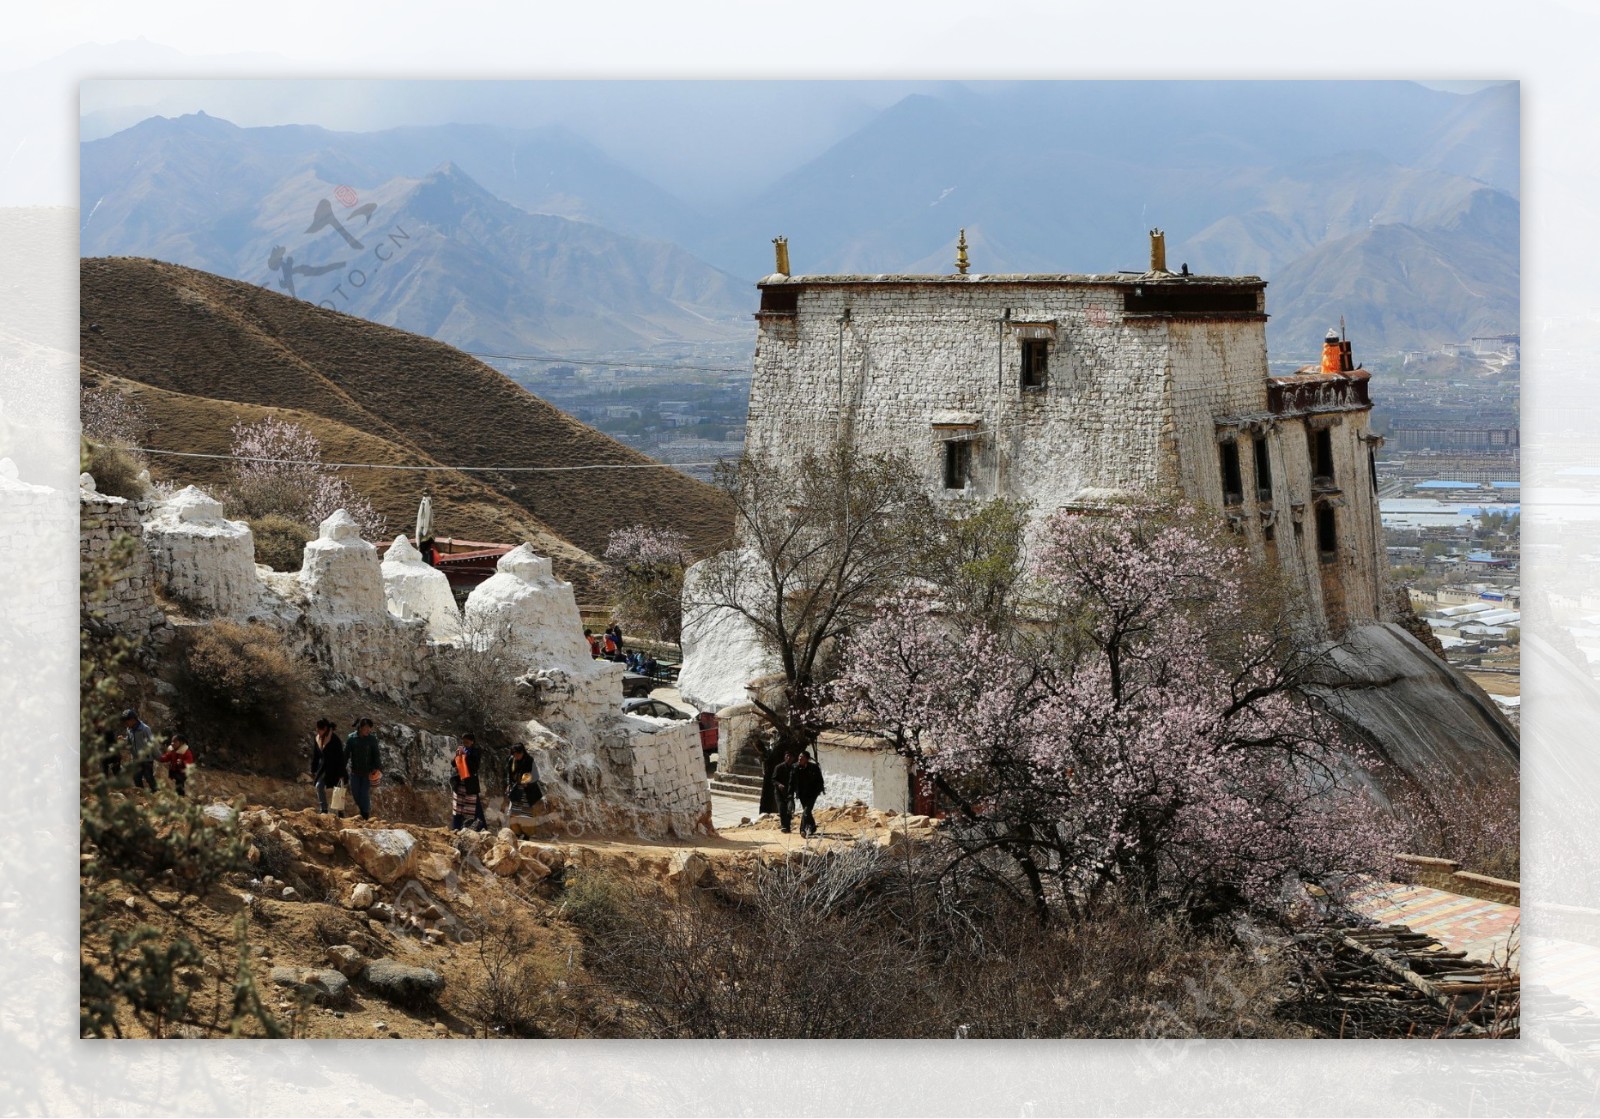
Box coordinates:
[622,697,693,722]
[621,672,655,699]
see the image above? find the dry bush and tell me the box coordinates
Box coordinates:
[247,513,313,572]
[565,844,1297,1039]
[177,621,312,773]
[430,614,529,748]
[81,438,149,500]
[461,918,567,1038]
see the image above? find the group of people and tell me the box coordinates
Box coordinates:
[104,709,196,796]
[445,735,543,833]
[308,717,383,819]
[585,622,626,661]
[772,749,826,838]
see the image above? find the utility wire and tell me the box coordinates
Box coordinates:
[93,442,736,473]
[464,351,749,374]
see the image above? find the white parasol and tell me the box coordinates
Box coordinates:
[415,495,433,544]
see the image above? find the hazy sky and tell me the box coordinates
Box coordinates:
[78,76,1508,205]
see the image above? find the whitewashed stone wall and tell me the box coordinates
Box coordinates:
[814,731,910,813]
[300,510,388,624]
[464,544,618,746]
[381,534,462,641]
[677,554,781,714]
[141,486,262,618]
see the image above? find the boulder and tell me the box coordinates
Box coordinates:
[517,842,564,870]
[270,965,350,1006]
[341,828,419,884]
[202,803,236,827]
[483,844,521,877]
[326,945,367,978]
[416,853,455,882]
[518,857,553,881]
[347,882,377,910]
[361,958,444,1006]
[666,849,713,895]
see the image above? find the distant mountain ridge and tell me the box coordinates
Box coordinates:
[79,82,1519,358]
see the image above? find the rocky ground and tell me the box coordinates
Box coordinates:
[85,772,940,1040]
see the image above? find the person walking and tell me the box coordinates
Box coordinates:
[121,709,157,792]
[792,750,825,839]
[772,750,797,834]
[311,718,347,815]
[345,718,382,820]
[157,733,195,798]
[504,742,543,834]
[448,733,485,831]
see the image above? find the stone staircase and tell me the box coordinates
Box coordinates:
[707,738,766,802]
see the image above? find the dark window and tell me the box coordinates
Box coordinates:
[1311,428,1335,483]
[1219,440,1243,505]
[943,440,971,490]
[758,287,798,315]
[1021,339,1049,390]
[1253,436,1273,501]
[1316,504,1338,561]
[1369,448,1379,494]
[1264,522,1276,542]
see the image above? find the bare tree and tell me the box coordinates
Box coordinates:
[689,441,932,807]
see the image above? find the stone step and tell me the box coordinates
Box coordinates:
[708,775,763,800]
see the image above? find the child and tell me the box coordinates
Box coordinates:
[158,733,196,798]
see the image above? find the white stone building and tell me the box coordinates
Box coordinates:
[741,241,1386,637]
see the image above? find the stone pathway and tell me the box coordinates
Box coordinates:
[1349,879,1520,967]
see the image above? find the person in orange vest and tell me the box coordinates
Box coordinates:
[449,733,486,831]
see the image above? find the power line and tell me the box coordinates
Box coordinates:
[96,443,736,474]
[464,351,749,374]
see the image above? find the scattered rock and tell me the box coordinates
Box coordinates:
[666,850,712,895]
[123,896,140,912]
[327,944,367,977]
[201,955,223,977]
[281,887,299,901]
[369,902,396,923]
[518,857,553,881]
[483,844,521,877]
[496,828,517,846]
[239,893,256,907]
[341,828,420,884]
[361,958,444,1006]
[416,853,455,882]
[202,803,236,827]
[347,882,376,910]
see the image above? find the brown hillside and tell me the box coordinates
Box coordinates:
[79,257,735,563]
[88,373,598,577]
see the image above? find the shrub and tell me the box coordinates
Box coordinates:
[462,919,565,1038]
[247,513,314,572]
[81,438,149,500]
[177,621,311,773]
[1395,765,1520,881]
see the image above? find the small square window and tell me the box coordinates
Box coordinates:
[943,440,972,490]
[1021,339,1048,390]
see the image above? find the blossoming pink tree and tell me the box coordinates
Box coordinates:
[227,417,386,541]
[831,503,1397,924]
[604,525,695,645]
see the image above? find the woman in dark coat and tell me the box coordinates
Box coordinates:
[311,718,347,814]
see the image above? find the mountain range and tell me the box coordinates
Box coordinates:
[79,82,1519,359]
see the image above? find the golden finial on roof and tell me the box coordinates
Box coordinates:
[955,229,970,276]
[772,236,790,277]
[1149,228,1168,274]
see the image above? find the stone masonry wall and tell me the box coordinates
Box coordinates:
[79,486,166,640]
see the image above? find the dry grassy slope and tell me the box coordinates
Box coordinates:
[92,373,597,578]
[80,257,735,563]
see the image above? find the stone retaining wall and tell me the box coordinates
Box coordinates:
[1395,853,1520,906]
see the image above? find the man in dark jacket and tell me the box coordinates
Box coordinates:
[311,718,347,814]
[792,751,825,838]
[449,733,485,831]
[121,709,157,792]
[771,751,796,834]
[346,718,381,819]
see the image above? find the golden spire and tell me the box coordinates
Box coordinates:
[955,229,970,276]
[1149,228,1168,273]
[772,236,790,277]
